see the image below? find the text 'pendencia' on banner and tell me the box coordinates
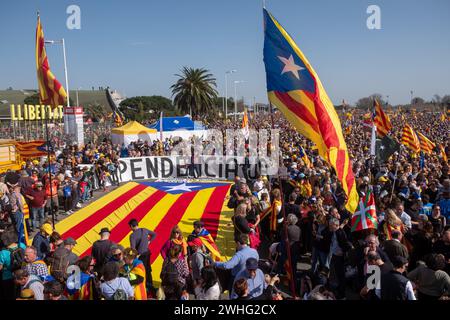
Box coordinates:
[10,104,64,121]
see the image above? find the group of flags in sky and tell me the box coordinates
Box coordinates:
[373,97,446,160]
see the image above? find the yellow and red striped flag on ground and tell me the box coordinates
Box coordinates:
[401,124,421,153]
[16,140,49,159]
[417,132,436,155]
[54,181,234,286]
[373,99,392,137]
[262,8,358,213]
[36,15,67,107]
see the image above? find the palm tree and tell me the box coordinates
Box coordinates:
[170,67,218,117]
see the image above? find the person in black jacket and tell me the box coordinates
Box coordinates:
[232,204,252,242]
[328,217,353,299]
[380,255,416,300]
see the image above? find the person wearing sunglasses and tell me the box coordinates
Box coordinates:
[160,225,188,261]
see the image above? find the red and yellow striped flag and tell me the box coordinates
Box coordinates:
[36,15,67,107]
[374,99,392,137]
[54,181,233,286]
[262,9,358,212]
[401,124,420,153]
[16,140,48,159]
[417,132,435,155]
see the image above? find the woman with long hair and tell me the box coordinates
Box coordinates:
[160,225,188,260]
[378,208,405,243]
[194,265,221,300]
[232,203,251,242]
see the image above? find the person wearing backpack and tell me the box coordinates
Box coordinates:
[100,261,134,300]
[188,237,212,285]
[0,230,26,299]
[49,237,78,283]
[13,268,44,300]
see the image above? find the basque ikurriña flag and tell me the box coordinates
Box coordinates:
[36,15,67,107]
[262,9,358,213]
[351,190,378,232]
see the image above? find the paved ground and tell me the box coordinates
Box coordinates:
[29,183,121,238]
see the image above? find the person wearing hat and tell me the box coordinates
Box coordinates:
[123,247,147,300]
[16,288,35,300]
[380,255,416,300]
[92,227,115,276]
[31,223,52,260]
[230,257,266,299]
[25,181,48,232]
[49,237,79,282]
[188,237,211,284]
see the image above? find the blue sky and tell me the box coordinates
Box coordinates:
[0,0,449,105]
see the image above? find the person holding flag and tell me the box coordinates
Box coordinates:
[123,248,147,300]
[191,221,223,262]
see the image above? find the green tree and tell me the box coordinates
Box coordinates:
[170,67,218,117]
[119,95,174,121]
[24,93,74,106]
[24,93,40,105]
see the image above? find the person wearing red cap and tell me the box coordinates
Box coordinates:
[188,237,212,285]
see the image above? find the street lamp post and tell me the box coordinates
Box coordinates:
[45,38,70,134]
[225,70,237,119]
[234,80,245,121]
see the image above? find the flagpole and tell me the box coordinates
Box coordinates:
[44,108,56,228]
[269,101,297,299]
[390,163,399,202]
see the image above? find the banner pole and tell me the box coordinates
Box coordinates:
[269,101,297,299]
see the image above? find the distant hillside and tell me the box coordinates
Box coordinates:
[0,89,113,118]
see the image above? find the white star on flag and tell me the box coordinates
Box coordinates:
[278,54,304,79]
[163,182,200,192]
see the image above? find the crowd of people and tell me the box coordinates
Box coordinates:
[0,108,449,300]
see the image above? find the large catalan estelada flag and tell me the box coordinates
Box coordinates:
[16,140,49,159]
[36,15,67,107]
[401,124,421,154]
[417,132,436,155]
[54,181,234,285]
[373,99,392,137]
[262,9,358,213]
